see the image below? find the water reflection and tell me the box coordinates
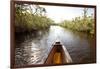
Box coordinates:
[15,25,95,66]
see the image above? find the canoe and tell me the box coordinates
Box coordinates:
[44,41,72,64]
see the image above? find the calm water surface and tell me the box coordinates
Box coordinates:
[15,26,95,66]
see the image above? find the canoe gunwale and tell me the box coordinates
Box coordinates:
[44,42,72,64]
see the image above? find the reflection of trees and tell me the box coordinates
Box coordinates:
[15,28,49,45]
[15,29,50,66]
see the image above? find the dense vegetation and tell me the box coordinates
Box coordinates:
[15,4,95,35]
[59,8,94,35]
[15,4,54,33]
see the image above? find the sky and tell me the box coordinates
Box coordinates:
[39,5,94,23]
[19,0,95,23]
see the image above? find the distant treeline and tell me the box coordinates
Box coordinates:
[59,8,94,35]
[15,4,54,33]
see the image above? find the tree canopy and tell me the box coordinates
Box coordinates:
[59,8,94,34]
[15,4,54,33]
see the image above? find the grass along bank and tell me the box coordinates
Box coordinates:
[15,4,55,33]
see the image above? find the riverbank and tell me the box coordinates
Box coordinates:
[15,4,54,33]
[58,14,94,35]
[59,22,94,35]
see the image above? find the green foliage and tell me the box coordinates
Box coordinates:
[59,8,94,35]
[15,4,54,33]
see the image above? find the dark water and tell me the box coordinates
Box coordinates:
[15,26,96,66]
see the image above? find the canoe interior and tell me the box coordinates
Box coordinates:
[44,42,72,64]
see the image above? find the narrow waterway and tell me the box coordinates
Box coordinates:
[15,25,95,66]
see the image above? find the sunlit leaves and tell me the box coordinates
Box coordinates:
[15,4,54,33]
[59,9,94,35]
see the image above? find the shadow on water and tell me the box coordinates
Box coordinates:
[15,25,96,66]
[15,29,50,66]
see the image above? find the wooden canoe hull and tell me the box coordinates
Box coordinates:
[44,42,72,64]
